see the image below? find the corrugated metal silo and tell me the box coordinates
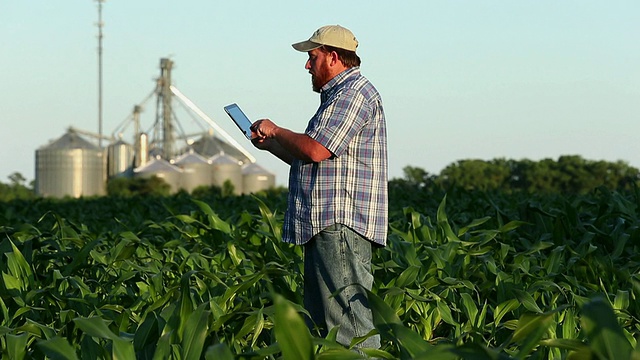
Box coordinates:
[107,140,134,178]
[209,153,243,195]
[173,150,212,193]
[133,156,183,194]
[189,133,252,164]
[35,130,106,198]
[135,132,150,168]
[242,163,275,194]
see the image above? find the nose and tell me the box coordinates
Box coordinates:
[305,59,311,70]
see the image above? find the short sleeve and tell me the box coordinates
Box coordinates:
[306,88,371,157]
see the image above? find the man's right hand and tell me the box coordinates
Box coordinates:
[251,136,276,151]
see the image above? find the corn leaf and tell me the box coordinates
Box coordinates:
[581,297,633,360]
[37,337,79,360]
[181,303,210,359]
[274,294,313,360]
[7,332,29,360]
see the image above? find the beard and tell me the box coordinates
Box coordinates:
[311,61,331,93]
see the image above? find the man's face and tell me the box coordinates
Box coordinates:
[306,48,331,93]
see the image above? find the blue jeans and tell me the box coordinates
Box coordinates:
[303,223,380,349]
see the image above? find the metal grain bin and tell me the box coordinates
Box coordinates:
[209,153,242,195]
[133,156,183,194]
[107,140,134,178]
[35,130,106,198]
[173,150,212,193]
[190,134,252,164]
[242,163,275,194]
[135,132,150,168]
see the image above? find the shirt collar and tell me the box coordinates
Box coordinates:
[320,67,360,94]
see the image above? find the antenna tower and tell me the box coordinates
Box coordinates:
[96,0,105,148]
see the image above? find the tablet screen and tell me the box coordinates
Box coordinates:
[224,103,253,140]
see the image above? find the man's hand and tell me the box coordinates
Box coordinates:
[251,136,277,151]
[249,118,331,164]
[250,119,280,139]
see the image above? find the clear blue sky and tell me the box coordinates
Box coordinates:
[2,1,638,186]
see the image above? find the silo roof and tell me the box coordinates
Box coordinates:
[134,157,183,174]
[242,162,273,175]
[209,153,241,165]
[173,150,211,165]
[40,130,99,151]
[188,135,251,164]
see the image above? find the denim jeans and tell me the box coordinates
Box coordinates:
[303,223,381,349]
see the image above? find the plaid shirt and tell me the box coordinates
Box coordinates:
[283,67,388,246]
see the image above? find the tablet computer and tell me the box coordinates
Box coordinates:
[224,103,253,140]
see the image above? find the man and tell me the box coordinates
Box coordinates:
[250,25,387,349]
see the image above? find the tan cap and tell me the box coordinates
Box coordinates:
[292,25,358,52]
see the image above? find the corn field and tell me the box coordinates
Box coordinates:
[1,186,639,359]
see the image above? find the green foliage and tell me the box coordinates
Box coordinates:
[0,179,639,359]
[106,175,171,197]
[221,179,236,197]
[435,156,640,193]
[0,172,36,202]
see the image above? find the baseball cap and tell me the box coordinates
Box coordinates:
[292,25,358,52]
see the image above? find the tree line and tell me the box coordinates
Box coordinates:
[0,172,36,202]
[398,155,640,194]
[2,155,639,201]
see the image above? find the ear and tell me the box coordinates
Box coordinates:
[328,51,340,66]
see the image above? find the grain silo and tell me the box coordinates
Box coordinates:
[242,163,276,194]
[189,133,252,164]
[35,130,106,198]
[133,156,183,193]
[107,139,134,178]
[173,150,212,193]
[209,153,243,195]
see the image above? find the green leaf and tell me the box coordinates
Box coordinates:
[205,343,235,360]
[511,313,555,357]
[7,332,29,360]
[0,297,9,326]
[539,338,588,352]
[4,240,34,293]
[181,303,210,360]
[512,313,554,343]
[274,294,313,360]
[134,313,159,352]
[251,307,266,348]
[178,271,197,336]
[112,337,136,360]
[450,343,501,360]
[80,336,103,359]
[366,289,432,358]
[37,337,80,360]
[62,238,101,276]
[436,195,460,242]
[561,308,578,339]
[498,220,528,233]
[73,317,118,340]
[436,301,457,326]
[581,297,633,360]
[254,195,282,240]
[192,199,232,234]
[152,331,173,360]
[513,289,543,314]
[458,216,491,236]
[613,290,629,311]
[396,265,420,288]
[460,293,479,326]
[315,348,368,359]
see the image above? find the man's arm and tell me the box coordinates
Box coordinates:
[251,119,332,163]
[251,137,296,165]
